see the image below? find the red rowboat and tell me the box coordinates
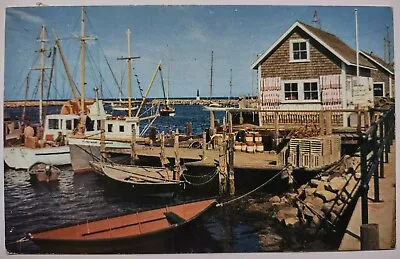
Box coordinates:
[28,199,216,254]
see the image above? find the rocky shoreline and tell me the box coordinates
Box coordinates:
[221,155,362,252]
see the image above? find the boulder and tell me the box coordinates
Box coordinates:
[332,203,346,216]
[304,227,318,237]
[305,195,324,208]
[310,215,321,228]
[284,217,300,227]
[276,207,298,223]
[327,177,347,193]
[310,179,321,187]
[269,195,281,203]
[321,201,335,215]
[321,176,329,182]
[259,233,283,251]
[304,187,316,197]
[315,190,337,202]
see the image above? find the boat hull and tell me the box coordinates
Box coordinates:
[69,138,136,173]
[29,163,61,182]
[4,146,70,170]
[29,199,216,254]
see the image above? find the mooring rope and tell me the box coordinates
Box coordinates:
[181,169,219,186]
[216,165,288,207]
[6,235,30,245]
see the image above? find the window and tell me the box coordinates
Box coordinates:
[48,119,59,130]
[107,124,113,133]
[119,125,125,132]
[66,120,72,130]
[373,83,384,97]
[304,82,319,100]
[290,40,309,62]
[282,80,319,102]
[284,83,298,100]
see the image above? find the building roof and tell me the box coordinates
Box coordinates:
[360,51,394,75]
[251,21,375,70]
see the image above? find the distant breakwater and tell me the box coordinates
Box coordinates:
[4,98,241,108]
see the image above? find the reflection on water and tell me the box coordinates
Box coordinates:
[4,105,263,254]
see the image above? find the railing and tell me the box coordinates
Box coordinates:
[357,106,395,249]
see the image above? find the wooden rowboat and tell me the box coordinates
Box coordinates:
[89,161,185,197]
[28,163,61,183]
[28,199,216,254]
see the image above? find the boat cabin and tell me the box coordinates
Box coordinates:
[43,114,80,142]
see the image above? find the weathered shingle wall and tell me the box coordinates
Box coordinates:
[260,28,342,80]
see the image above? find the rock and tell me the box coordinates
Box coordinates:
[310,215,321,228]
[259,233,283,252]
[340,192,349,202]
[305,196,324,208]
[330,212,338,222]
[355,172,362,179]
[284,217,300,227]
[304,187,316,197]
[304,227,318,237]
[285,193,297,201]
[321,201,335,215]
[315,190,337,202]
[337,199,343,205]
[269,195,281,203]
[321,176,329,182]
[327,177,347,193]
[310,179,321,187]
[280,197,289,204]
[276,207,298,223]
[332,203,346,216]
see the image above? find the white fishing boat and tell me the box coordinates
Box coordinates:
[68,29,161,173]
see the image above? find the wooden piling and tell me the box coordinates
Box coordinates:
[218,136,228,196]
[228,134,235,196]
[360,224,380,250]
[173,129,182,180]
[202,131,206,161]
[274,111,279,146]
[160,131,169,167]
[357,106,362,132]
[228,111,233,134]
[319,110,325,136]
[131,125,138,163]
[325,111,333,135]
[210,111,215,136]
[100,119,106,163]
[239,112,244,125]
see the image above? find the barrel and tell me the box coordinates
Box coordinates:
[246,142,255,153]
[245,133,254,143]
[254,133,262,143]
[255,141,264,152]
[241,143,247,152]
[234,141,242,151]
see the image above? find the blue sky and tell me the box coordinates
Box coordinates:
[3,5,394,100]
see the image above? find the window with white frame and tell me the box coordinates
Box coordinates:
[290,39,309,62]
[304,82,319,100]
[283,80,319,102]
[284,82,299,100]
[373,82,384,97]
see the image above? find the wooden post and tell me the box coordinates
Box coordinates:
[218,136,228,195]
[210,111,215,136]
[274,111,279,146]
[202,131,206,161]
[357,106,362,132]
[360,224,380,250]
[319,110,325,136]
[173,129,181,181]
[228,111,233,134]
[239,112,244,125]
[160,131,169,167]
[228,134,235,196]
[131,125,138,164]
[325,111,333,135]
[100,119,106,163]
[364,110,370,129]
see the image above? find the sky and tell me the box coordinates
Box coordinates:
[2,4,395,101]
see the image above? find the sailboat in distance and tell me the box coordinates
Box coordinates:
[160,62,175,117]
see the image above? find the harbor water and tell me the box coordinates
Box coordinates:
[4,105,338,254]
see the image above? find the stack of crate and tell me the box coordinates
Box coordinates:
[289,135,341,169]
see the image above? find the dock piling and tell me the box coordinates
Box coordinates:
[360,223,380,250]
[173,129,182,180]
[160,131,169,167]
[210,111,215,136]
[218,136,228,195]
[228,134,235,196]
[131,125,138,164]
[202,131,206,161]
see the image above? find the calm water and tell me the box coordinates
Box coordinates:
[4,105,263,254]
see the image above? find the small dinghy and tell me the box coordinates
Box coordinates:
[89,161,185,197]
[28,163,61,183]
[28,199,216,254]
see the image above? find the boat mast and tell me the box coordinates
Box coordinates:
[80,6,86,113]
[229,68,232,104]
[118,28,140,117]
[209,50,213,103]
[38,25,47,126]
